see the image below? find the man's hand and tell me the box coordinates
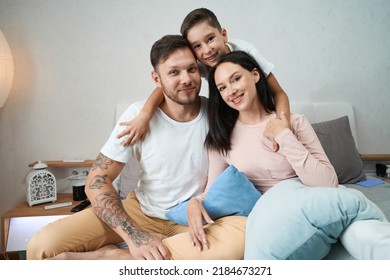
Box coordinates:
[187,198,214,252]
[127,231,170,260]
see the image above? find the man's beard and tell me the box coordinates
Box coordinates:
[163,85,200,106]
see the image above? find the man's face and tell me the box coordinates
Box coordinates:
[186,21,228,68]
[153,48,201,105]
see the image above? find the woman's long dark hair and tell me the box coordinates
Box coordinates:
[205,51,275,155]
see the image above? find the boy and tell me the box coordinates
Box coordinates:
[117,8,290,150]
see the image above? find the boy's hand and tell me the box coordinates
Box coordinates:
[117,112,150,146]
[187,198,214,252]
[264,111,290,141]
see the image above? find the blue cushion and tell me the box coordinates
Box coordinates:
[244,179,384,260]
[166,165,261,225]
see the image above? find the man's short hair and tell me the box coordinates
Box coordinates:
[150,35,192,70]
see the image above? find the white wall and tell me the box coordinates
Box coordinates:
[0,0,389,252]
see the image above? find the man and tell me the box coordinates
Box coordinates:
[27,35,246,260]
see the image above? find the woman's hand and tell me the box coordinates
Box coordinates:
[264,111,290,141]
[116,111,150,146]
[187,198,214,252]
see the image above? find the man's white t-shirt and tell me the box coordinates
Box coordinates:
[101,97,209,219]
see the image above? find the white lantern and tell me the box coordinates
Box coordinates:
[26,161,57,206]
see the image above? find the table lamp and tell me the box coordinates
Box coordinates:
[0,29,14,108]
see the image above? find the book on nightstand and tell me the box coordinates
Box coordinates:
[356,177,387,188]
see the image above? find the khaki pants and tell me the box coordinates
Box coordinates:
[27,192,246,260]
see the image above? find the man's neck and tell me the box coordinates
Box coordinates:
[160,97,201,122]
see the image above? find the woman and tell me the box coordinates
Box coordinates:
[186,50,388,259]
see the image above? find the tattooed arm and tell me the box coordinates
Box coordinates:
[85,153,170,260]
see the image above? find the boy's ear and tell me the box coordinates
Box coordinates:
[151,71,162,87]
[221,28,228,43]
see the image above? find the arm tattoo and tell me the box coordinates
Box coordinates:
[89,174,108,190]
[94,192,152,247]
[92,153,113,171]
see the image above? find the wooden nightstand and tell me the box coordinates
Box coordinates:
[1,193,85,257]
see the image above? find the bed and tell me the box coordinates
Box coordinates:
[114,101,390,260]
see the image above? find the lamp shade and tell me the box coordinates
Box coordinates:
[0,29,14,108]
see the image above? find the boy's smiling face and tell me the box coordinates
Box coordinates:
[186,20,229,68]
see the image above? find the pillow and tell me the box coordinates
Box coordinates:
[166,165,261,225]
[244,179,384,260]
[311,116,366,184]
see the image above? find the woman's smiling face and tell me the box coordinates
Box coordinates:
[214,61,260,113]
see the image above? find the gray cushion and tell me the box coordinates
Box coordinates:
[312,116,365,184]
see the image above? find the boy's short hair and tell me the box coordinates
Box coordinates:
[150,35,192,70]
[180,8,222,39]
